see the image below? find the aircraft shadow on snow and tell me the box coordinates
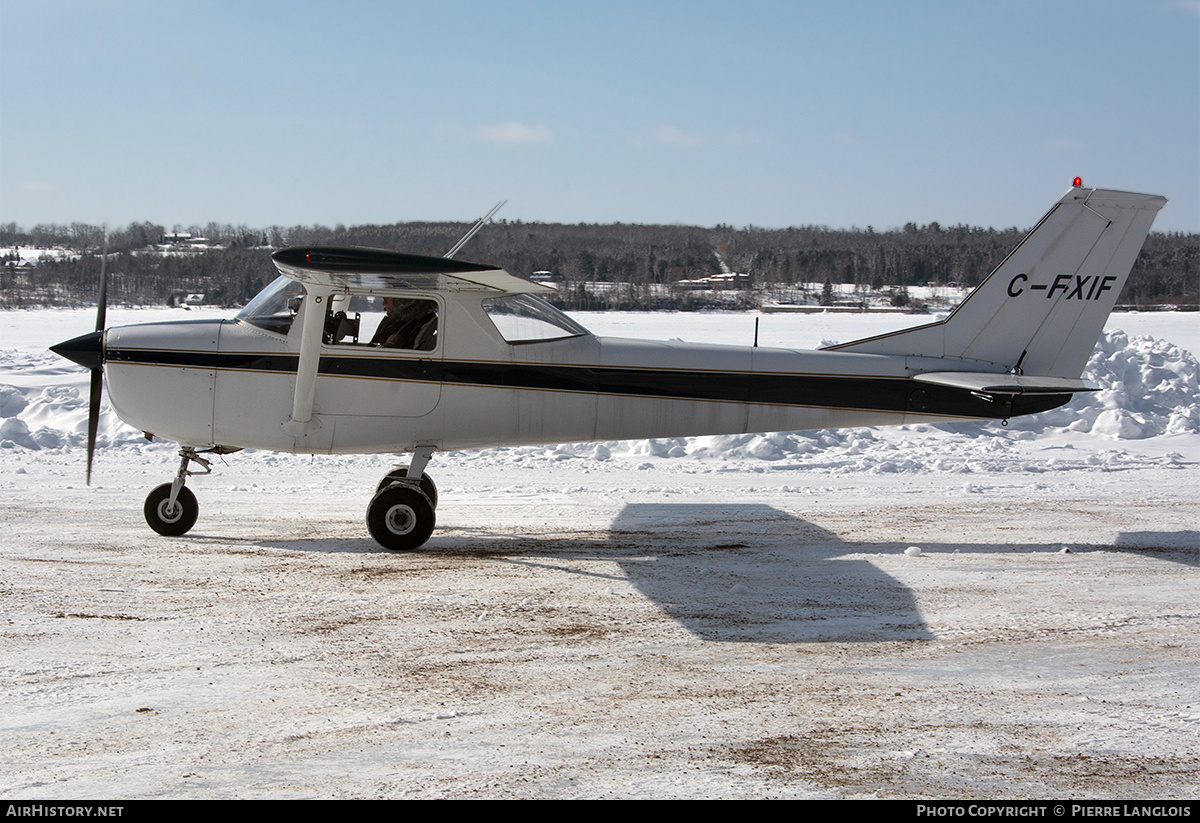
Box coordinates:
[256,502,941,643]
[599,502,936,643]
[247,502,1199,643]
[1114,531,1200,560]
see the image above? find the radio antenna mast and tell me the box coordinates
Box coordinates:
[444,200,506,259]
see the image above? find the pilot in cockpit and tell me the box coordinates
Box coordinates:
[370,296,437,351]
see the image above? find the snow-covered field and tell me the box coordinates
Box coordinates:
[2,307,1197,799]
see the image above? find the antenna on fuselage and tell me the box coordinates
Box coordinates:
[444,200,506,259]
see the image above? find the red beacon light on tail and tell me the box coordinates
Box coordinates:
[1073,177,1084,187]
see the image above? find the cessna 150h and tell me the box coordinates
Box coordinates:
[50,181,1166,551]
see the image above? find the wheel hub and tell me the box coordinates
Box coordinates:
[385,504,416,535]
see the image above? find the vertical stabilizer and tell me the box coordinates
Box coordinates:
[826,184,1166,378]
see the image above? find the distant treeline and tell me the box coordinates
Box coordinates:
[1,219,1195,310]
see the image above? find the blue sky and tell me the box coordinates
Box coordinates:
[2,0,1197,232]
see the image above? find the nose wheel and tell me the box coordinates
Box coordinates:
[144,484,199,536]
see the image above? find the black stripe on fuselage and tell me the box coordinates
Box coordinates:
[104,347,1070,419]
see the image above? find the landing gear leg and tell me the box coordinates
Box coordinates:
[368,446,437,550]
[144,447,211,536]
[375,445,438,506]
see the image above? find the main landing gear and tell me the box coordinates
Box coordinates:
[141,446,439,551]
[367,446,438,551]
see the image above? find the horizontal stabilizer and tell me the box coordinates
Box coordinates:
[913,371,1097,395]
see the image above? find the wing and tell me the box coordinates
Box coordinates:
[272,246,555,295]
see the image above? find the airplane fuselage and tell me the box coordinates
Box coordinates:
[101,295,1063,455]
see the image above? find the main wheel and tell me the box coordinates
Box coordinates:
[144,484,199,536]
[376,468,438,507]
[367,485,435,551]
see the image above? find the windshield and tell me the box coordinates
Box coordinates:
[236,275,306,334]
[482,294,590,343]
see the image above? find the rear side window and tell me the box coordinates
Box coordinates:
[482,294,589,343]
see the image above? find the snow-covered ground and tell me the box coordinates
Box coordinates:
[1,307,1197,798]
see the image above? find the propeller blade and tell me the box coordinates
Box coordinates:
[95,230,108,332]
[86,367,102,486]
[86,230,109,485]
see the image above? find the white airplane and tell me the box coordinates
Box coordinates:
[50,181,1166,550]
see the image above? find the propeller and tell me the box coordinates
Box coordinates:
[49,230,109,484]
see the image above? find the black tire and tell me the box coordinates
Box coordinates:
[367,485,435,551]
[144,484,199,536]
[375,468,438,507]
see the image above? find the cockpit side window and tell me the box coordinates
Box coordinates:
[235,275,306,335]
[323,294,439,351]
[481,294,589,343]
[369,297,438,350]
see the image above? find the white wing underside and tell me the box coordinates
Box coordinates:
[273,260,555,295]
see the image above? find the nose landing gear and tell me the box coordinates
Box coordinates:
[143,447,213,537]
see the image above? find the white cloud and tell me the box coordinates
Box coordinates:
[22,181,55,194]
[478,122,553,145]
[653,124,704,148]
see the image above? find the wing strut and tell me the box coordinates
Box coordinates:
[282,285,334,438]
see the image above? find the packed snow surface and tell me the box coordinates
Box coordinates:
[1,308,1197,798]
